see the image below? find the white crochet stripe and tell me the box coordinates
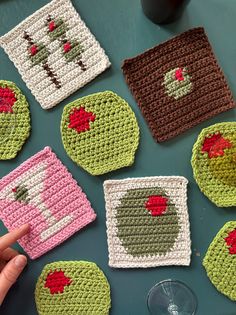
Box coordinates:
[104,176,191,268]
[0,0,111,109]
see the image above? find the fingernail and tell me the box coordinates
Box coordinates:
[14,255,27,269]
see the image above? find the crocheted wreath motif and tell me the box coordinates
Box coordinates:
[61,91,139,175]
[0,0,110,109]
[104,176,191,268]
[35,261,111,315]
[0,80,30,160]
[191,122,236,207]
[122,27,235,142]
[0,147,96,259]
[203,222,236,301]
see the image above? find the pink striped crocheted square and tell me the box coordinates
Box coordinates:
[0,147,96,259]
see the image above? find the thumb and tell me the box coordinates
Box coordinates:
[0,255,27,305]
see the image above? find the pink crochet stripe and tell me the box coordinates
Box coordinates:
[0,147,96,259]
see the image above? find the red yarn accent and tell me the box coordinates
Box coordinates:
[0,87,16,113]
[64,42,71,53]
[202,133,232,158]
[45,270,72,294]
[30,45,38,56]
[49,21,56,32]
[175,68,185,81]
[68,107,96,133]
[225,229,236,254]
[12,187,17,193]
[145,195,168,216]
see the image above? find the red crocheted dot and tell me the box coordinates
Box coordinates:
[202,133,232,158]
[29,45,38,56]
[48,21,56,32]
[44,270,72,295]
[68,107,96,133]
[64,42,71,53]
[175,68,185,81]
[145,195,168,216]
[0,87,17,113]
[225,229,236,255]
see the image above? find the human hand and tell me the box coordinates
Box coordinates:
[0,224,30,305]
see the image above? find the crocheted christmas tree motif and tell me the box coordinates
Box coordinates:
[23,31,61,89]
[203,221,236,301]
[116,187,180,257]
[45,270,72,294]
[61,91,139,175]
[12,185,29,204]
[46,16,86,71]
[192,122,236,207]
[0,81,30,160]
[162,67,192,100]
[35,261,111,315]
[68,107,96,133]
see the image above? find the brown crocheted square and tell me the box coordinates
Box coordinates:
[122,27,235,142]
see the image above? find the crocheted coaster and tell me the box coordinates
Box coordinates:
[191,122,236,207]
[35,261,111,315]
[0,80,30,160]
[203,221,236,301]
[0,0,110,110]
[0,147,96,259]
[104,176,191,268]
[61,91,139,175]
[122,27,235,142]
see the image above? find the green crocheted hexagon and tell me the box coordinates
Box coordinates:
[203,221,236,301]
[116,187,180,257]
[191,122,236,207]
[35,261,111,315]
[0,80,30,160]
[61,91,139,175]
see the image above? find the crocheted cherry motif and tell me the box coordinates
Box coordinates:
[202,133,232,158]
[0,87,17,113]
[145,195,168,216]
[225,229,236,254]
[68,107,96,133]
[48,21,56,32]
[175,68,185,81]
[45,270,72,294]
[63,42,72,53]
[29,45,38,56]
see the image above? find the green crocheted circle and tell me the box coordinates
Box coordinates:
[116,187,180,257]
[191,122,236,207]
[203,221,236,301]
[0,80,30,160]
[61,91,139,175]
[35,261,111,315]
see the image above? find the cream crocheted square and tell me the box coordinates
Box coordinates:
[104,176,191,268]
[0,0,110,109]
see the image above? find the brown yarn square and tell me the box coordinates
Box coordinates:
[122,27,235,142]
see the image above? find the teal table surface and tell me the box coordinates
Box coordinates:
[0,0,236,314]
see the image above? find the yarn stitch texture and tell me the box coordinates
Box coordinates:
[122,27,235,142]
[191,122,236,207]
[203,221,236,301]
[0,147,96,259]
[35,261,111,315]
[0,0,110,109]
[0,80,30,160]
[61,91,139,175]
[104,176,191,268]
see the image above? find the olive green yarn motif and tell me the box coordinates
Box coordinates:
[13,185,29,204]
[191,122,236,207]
[203,221,236,301]
[163,67,192,100]
[116,187,180,257]
[47,17,67,40]
[35,261,111,315]
[61,91,139,175]
[30,43,49,66]
[0,80,30,160]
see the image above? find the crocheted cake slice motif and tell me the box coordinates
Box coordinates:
[0,147,96,259]
[122,27,235,142]
[0,0,110,109]
[191,122,236,207]
[0,80,30,160]
[104,176,191,268]
[35,261,111,315]
[61,91,139,175]
[203,222,236,301]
